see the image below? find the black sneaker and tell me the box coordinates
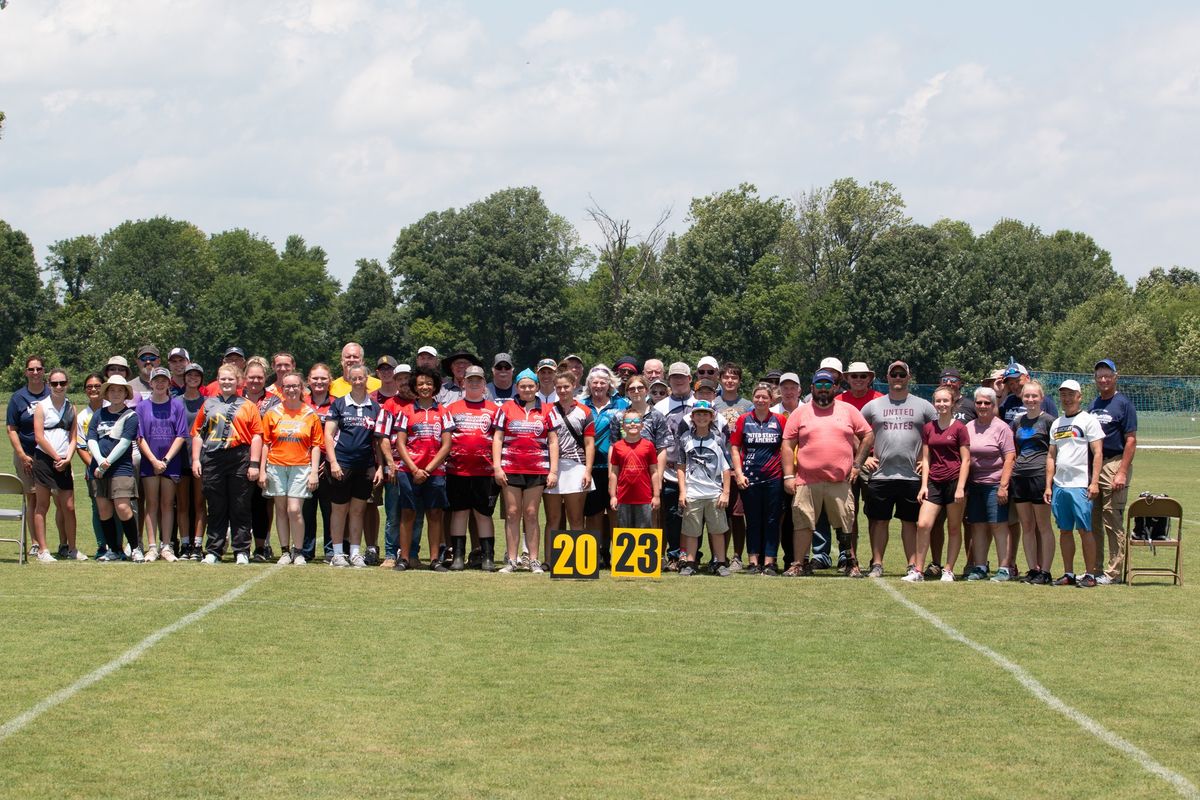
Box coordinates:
[432,561,450,573]
[761,563,779,577]
[365,546,379,566]
[1053,573,1076,586]
[1031,570,1052,585]
[392,559,407,572]
[263,544,275,561]
[251,550,267,563]
[678,562,697,577]
[744,563,762,576]
[923,563,943,580]
[1018,569,1038,583]
[1076,573,1097,588]
[57,544,71,560]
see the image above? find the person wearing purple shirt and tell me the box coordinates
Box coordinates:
[136,368,190,561]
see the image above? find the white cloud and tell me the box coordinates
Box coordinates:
[522,8,632,47]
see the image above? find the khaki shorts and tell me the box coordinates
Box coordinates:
[682,497,730,538]
[95,474,139,500]
[11,450,34,493]
[792,480,853,530]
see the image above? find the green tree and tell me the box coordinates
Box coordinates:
[1135,266,1200,295]
[45,235,100,302]
[336,258,406,360]
[1171,317,1200,374]
[1040,288,1133,371]
[93,217,215,324]
[792,178,910,287]
[390,187,587,365]
[1093,316,1163,374]
[0,220,46,370]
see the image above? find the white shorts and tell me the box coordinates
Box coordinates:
[546,457,589,495]
[264,464,314,498]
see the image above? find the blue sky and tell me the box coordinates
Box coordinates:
[2,1,1197,284]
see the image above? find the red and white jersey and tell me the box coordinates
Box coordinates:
[495,399,558,475]
[444,398,499,477]
[396,401,450,475]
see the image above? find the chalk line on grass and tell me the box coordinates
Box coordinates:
[0,564,283,745]
[875,579,1199,799]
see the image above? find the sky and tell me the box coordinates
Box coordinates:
[2,1,1198,285]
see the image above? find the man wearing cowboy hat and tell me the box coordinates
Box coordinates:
[437,349,481,405]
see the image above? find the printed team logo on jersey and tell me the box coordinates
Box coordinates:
[506,418,547,436]
[1052,425,1085,440]
[452,411,493,432]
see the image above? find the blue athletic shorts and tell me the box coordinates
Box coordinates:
[1051,486,1092,532]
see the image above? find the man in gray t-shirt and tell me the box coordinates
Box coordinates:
[855,360,936,577]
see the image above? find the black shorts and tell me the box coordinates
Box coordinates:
[1010,475,1046,505]
[32,451,74,491]
[925,479,960,507]
[583,466,611,517]
[447,475,500,515]
[863,479,921,522]
[330,465,375,504]
[505,472,547,489]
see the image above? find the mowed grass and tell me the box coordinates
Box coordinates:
[1,424,1198,797]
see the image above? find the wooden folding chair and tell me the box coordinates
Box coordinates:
[0,473,29,565]
[1123,496,1183,586]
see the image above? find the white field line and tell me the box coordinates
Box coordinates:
[0,564,282,745]
[875,579,1199,799]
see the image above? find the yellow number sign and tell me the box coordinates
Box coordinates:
[550,529,600,580]
[610,528,663,579]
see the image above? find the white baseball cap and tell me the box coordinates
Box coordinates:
[697,356,719,370]
[779,372,801,385]
[1059,379,1082,392]
[819,357,843,374]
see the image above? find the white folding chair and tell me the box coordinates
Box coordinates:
[0,473,29,565]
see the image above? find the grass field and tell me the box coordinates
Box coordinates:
[1,419,1198,798]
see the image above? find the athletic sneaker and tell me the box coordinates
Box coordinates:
[36,550,56,563]
[714,562,732,577]
[905,564,918,577]
[98,550,122,562]
[28,542,40,557]
[901,570,924,582]
[782,563,802,577]
[1031,571,1052,585]
[160,545,177,563]
[330,553,349,568]
[365,546,380,566]
[518,553,531,570]
[761,563,780,577]
[847,564,864,578]
[68,549,89,561]
[57,543,70,559]
[392,559,407,572]
[940,569,955,582]
[1076,573,1097,588]
[923,563,943,580]
[728,556,743,573]
[678,562,697,577]
[529,559,545,574]
[94,548,108,560]
[349,553,367,569]
[744,562,762,576]
[277,552,293,565]
[867,563,884,579]
[990,567,1013,582]
[381,557,396,569]
[1053,573,1076,586]
[292,554,307,566]
[1017,569,1037,583]
[809,556,832,570]
[498,559,520,574]
[1095,574,1121,585]
[467,548,482,569]
[965,566,988,581]
[145,546,159,562]
[202,553,219,565]
[131,548,145,563]
[235,552,250,565]
[251,550,267,563]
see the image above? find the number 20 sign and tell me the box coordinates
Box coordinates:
[610,528,663,579]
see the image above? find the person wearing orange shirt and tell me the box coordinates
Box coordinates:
[191,363,264,564]
[260,373,324,565]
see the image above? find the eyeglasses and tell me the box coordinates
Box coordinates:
[888,371,908,379]
[814,381,835,389]
[49,380,68,388]
[848,373,870,380]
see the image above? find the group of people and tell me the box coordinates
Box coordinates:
[6,342,1137,587]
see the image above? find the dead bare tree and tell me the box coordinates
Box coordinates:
[585,197,671,312]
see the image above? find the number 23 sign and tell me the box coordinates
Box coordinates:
[550,528,662,580]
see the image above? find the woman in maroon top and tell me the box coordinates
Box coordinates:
[914,386,970,581]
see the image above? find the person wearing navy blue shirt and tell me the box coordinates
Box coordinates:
[1089,358,1137,584]
[6,355,50,550]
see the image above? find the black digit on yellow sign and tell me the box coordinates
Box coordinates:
[550,529,600,580]
[610,528,663,579]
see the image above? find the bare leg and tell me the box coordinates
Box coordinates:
[869,519,889,565]
[521,486,545,563]
[1059,531,1076,575]
[944,500,965,573]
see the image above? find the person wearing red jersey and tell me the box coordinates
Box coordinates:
[444,366,500,571]
[391,366,451,571]
[259,373,323,565]
[493,368,559,573]
[609,408,662,527]
[544,368,595,540]
[191,363,264,564]
[301,363,336,562]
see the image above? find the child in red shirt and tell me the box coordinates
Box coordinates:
[609,408,663,528]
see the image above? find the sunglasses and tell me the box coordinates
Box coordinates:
[888,371,908,379]
[27,367,44,373]
[624,417,643,425]
[975,400,994,406]
[139,356,159,363]
[85,383,103,391]
[697,369,717,375]
[49,380,68,388]
[848,373,871,379]
[650,388,668,396]
[814,381,835,389]
[941,377,962,384]
[494,365,513,370]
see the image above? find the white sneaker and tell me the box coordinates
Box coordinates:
[277,552,293,565]
[160,546,177,562]
[202,553,219,565]
[124,542,132,557]
[350,553,367,569]
[36,550,56,563]
[131,548,145,563]
[498,558,519,574]
[235,552,250,565]
[330,553,349,568]
[940,569,955,582]
[145,546,159,562]
[729,556,744,573]
[69,549,89,561]
[1096,574,1120,585]
[292,554,307,566]
[901,570,924,582]
[529,559,544,574]
[29,542,40,557]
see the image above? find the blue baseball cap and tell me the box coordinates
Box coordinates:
[1094,358,1117,373]
[813,369,837,383]
[692,399,715,413]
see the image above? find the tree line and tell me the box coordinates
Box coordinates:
[3,179,1198,389]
